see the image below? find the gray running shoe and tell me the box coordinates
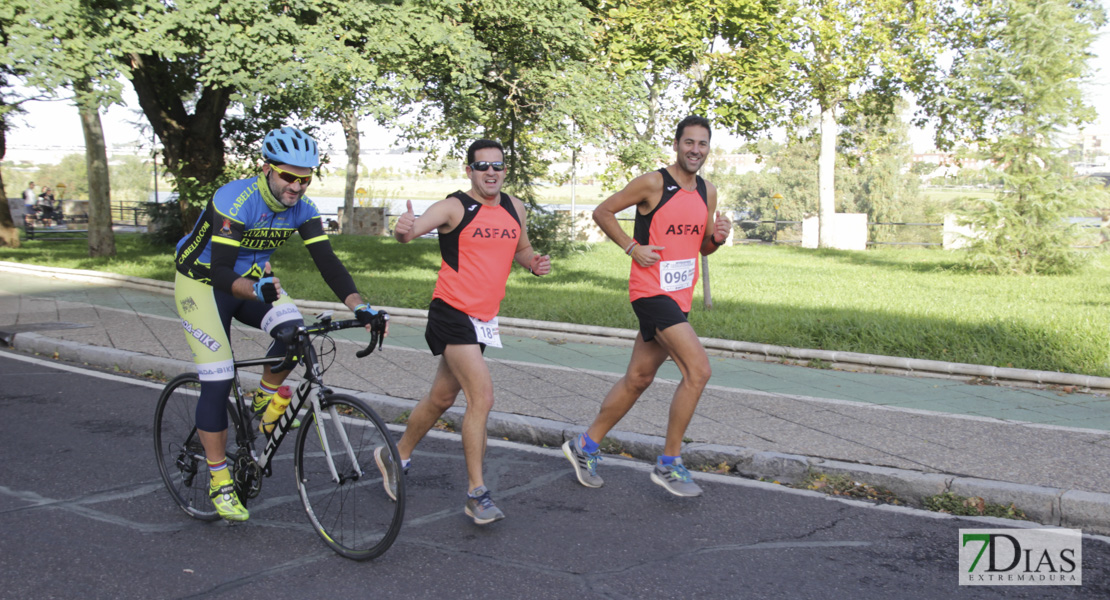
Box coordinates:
[373,446,402,502]
[464,486,505,525]
[562,438,604,488]
[650,458,703,497]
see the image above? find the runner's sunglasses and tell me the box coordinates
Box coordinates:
[269,164,313,185]
[468,161,505,172]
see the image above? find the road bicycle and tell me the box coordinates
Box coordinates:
[153,311,404,560]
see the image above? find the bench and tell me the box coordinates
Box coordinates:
[23,218,88,241]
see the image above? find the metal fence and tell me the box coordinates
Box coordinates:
[111,201,149,227]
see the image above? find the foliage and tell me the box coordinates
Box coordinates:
[593,0,793,187]
[838,100,923,242]
[772,0,947,247]
[142,199,182,246]
[924,0,1107,274]
[108,155,154,203]
[170,159,256,233]
[924,491,1028,520]
[396,0,610,205]
[799,471,903,504]
[525,206,589,259]
[720,138,839,240]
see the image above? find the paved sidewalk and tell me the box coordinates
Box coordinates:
[1,261,1108,533]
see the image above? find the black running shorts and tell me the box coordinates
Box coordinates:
[424,298,486,356]
[630,295,689,342]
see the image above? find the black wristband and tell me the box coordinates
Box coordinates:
[711,235,726,246]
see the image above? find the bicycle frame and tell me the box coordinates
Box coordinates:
[227,314,371,483]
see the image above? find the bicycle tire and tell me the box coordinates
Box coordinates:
[153,373,240,521]
[294,393,404,560]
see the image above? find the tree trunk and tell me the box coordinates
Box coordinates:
[0,115,21,248]
[126,52,231,235]
[340,110,360,233]
[701,254,712,310]
[818,105,837,248]
[76,82,116,257]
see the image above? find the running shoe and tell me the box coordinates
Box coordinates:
[374,445,405,502]
[650,458,703,497]
[464,486,505,525]
[209,482,250,521]
[562,438,604,488]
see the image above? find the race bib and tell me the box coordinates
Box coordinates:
[469,315,503,348]
[659,258,696,292]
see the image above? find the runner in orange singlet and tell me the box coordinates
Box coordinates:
[375,139,551,525]
[563,116,731,497]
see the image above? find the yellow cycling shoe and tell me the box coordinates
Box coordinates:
[210,482,250,522]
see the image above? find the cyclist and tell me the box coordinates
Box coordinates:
[173,126,388,521]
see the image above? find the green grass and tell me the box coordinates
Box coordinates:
[3,233,1109,376]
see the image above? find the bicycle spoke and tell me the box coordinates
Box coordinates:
[154,374,239,521]
[294,394,404,560]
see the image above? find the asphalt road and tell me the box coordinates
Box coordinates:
[1,350,1107,599]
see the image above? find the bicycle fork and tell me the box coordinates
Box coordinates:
[307,390,364,484]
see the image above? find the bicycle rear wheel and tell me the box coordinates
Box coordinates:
[153,373,238,521]
[294,393,404,560]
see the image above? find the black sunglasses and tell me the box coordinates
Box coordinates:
[469,161,505,172]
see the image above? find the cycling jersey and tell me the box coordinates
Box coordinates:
[175,176,329,289]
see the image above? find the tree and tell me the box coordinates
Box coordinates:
[298,1,485,233]
[596,0,792,184]
[923,0,1106,274]
[114,0,326,233]
[736,0,945,248]
[839,98,921,242]
[394,0,605,203]
[0,5,24,248]
[3,0,125,254]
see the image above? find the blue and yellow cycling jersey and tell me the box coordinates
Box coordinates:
[175,176,329,287]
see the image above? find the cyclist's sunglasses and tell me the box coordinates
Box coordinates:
[468,161,505,172]
[269,164,313,186]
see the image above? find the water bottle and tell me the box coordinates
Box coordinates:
[260,385,293,434]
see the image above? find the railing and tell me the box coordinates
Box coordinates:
[110,202,149,227]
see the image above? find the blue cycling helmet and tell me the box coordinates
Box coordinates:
[262,126,319,168]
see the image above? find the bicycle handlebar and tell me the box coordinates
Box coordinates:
[269,312,388,374]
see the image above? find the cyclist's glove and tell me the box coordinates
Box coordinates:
[354,304,389,353]
[253,275,279,303]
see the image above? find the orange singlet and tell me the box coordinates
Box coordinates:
[628,168,708,312]
[432,191,522,321]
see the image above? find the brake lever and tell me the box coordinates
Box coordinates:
[355,313,389,358]
[356,329,379,358]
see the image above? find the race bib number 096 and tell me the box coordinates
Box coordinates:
[659,259,696,292]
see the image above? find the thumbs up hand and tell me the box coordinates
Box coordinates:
[394,200,416,241]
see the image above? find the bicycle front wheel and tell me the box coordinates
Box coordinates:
[153,373,237,521]
[294,393,404,560]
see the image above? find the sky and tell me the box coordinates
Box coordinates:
[5,26,1109,165]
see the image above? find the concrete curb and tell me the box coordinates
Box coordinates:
[4,259,1108,391]
[8,331,1110,536]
